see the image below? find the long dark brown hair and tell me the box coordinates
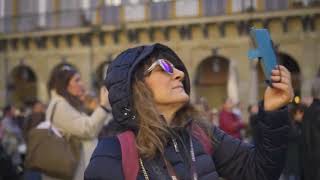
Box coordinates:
[132,51,214,159]
[47,63,83,111]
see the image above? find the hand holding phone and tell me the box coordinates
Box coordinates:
[248,28,279,86]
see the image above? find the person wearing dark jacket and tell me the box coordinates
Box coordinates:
[302,77,320,180]
[0,143,21,180]
[85,43,293,180]
[282,104,304,180]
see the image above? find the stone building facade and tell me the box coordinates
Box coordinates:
[0,0,319,111]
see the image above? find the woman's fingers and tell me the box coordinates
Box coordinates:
[271,65,291,82]
[271,69,287,79]
[277,65,290,74]
[271,82,291,94]
[271,65,294,96]
[271,75,290,85]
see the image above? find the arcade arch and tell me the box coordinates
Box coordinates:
[8,64,37,107]
[194,55,231,109]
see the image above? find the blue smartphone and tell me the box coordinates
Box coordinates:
[248,28,278,86]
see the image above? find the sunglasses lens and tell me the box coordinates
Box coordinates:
[160,60,173,74]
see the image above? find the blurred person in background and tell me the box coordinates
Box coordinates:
[40,63,112,180]
[23,100,46,139]
[246,104,259,144]
[22,100,46,180]
[197,96,215,123]
[219,98,245,139]
[301,96,313,107]
[232,101,243,120]
[0,143,21,180]
[302,77,320,180]
[282,103,305,180]
[1,105,24,167]
[210,108,219,127]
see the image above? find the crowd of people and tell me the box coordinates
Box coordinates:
[0,63,113,180]
[0,43,319,180]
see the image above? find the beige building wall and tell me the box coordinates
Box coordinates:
[0,8,319,110]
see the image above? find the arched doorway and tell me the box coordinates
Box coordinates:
[257,52,301,99]
[194,56,229,109]
[8,65,37,107]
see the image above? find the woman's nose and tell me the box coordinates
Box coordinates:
[172,68,185,81]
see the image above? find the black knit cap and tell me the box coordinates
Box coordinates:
[105,43,190,130]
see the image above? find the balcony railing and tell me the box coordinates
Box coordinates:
[0,0,316,34]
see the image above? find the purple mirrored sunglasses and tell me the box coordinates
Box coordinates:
[144,59,174,76]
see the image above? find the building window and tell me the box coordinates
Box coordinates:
[101,0,121,25]
[0,0,6,33]
[124,0,145,22]
[175,0,198,17]
[17,0,38,32]
[128,0,140,4]
[203,0,226,16]
[59,0,81,28]
[150,0,171,20]
[152,0,170,2]
[265,0,288,11]
[17,0,53,30]
[232,0,257,13]
[38,0,47,28]
[309,0,320,6]
[105,0,122,6]
[4,0,12,21]
[292,0,310,6]
[81,0,99,25]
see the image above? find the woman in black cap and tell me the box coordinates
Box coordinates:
[85,43,293,180]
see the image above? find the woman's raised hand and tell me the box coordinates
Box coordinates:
[264,65,294,111]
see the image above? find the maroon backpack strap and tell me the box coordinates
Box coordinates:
[117,131,139,180]
[191,124,214,155]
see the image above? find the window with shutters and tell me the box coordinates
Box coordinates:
[17,0,38,32]
[0,0,7,33]
[265,0,288,11]
[176,0,198,17]
[150,0,171,21]
[59,0,81,28]
[203,0,226,16]
[101,0,121,25]
[232,0,257,13]
[124,0,145,22]
[81,0,99,25]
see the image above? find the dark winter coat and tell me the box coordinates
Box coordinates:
[0,144,20,180]
[302,98,320,180]
[85,106,289,180]
[283,121,303,176]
